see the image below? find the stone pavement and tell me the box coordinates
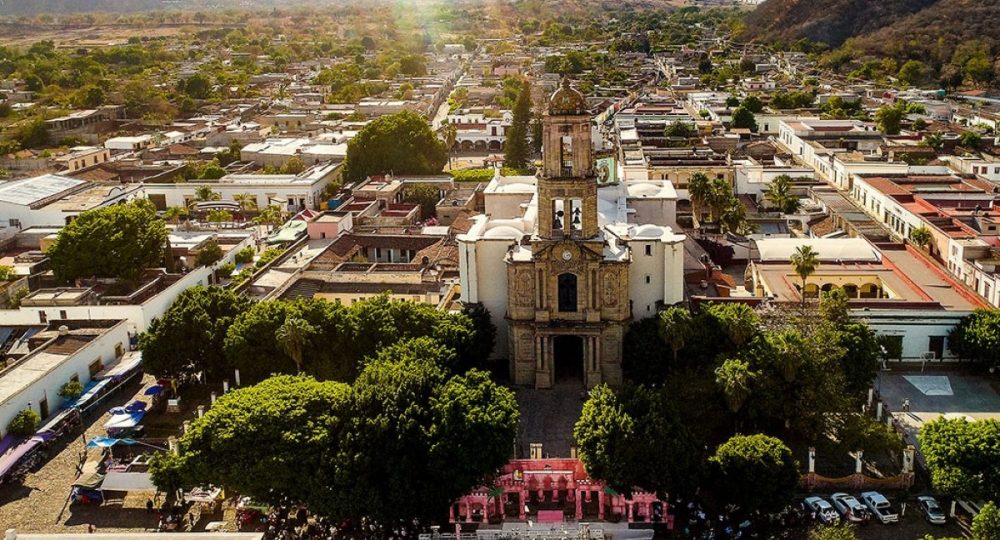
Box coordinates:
[514,380,587,459]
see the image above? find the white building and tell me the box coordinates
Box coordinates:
[0,175,145,231]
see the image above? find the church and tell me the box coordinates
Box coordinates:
[458,80,686,389]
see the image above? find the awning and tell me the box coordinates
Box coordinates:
[0,436,44,477]
[67,379,112,410]
[104,411,145,430]
[85,437,137,448]
[266,220,307,244]
[100,471,155,492]
[144,385,165,396]
[73,472,105,489]
[98,352,143,382]
[36,408,79,438]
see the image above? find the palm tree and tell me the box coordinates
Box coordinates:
[715,358,756,416]
[276,318,315,374]
[440,122,457,170]
[658,306,693,365]
[764,175,799,214]
[194,186,221,203]
[688,172,712,227]
[163,206,189,225]
[790,244,820,305]
[705,177,732,223]
[720,200,754,236]
[252,204,286,231]
[234,193,258,214]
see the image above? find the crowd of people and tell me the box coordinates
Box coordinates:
[671,497,812,539]
[252,505,434,540]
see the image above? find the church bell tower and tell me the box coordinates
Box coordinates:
[537,79,599,240]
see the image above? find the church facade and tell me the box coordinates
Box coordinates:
[458,81,686,389]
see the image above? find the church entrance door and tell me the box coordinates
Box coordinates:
[553,335,584,385]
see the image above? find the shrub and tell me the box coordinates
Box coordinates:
[58,379,84,400]
[234,247,254,264]
[7,409,40,437]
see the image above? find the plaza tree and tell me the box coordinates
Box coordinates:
[948,309,1000,366]
[403,183,442,220]
[809,523,858,540]
[276,318,317,374]
[715,358,756,417]
[575,385,702,498]
[919,418,1000,501]
[343,111,448,183]
[708,434,799,514]
[47,200,167,283]
[139,286,251,382]
[323,354,519,521]
[658,306,693,365]
[151,375,353,506]
[687,172,712,225]
[973,502,1000,540]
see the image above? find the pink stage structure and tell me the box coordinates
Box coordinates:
[450,458,669,527]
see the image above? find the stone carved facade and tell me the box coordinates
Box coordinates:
[506,81,629,389]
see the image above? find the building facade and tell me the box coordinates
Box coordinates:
[459,81,685,390]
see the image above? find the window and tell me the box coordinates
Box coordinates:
[569,199,582,231]
[39,311,47,324]
[59,310,67,319]
[88,359,103,377]
[645,275,651,284]
[644,245,652,256]
[560,136,573,176]
[557,273,578,312]
[552,199,565,232]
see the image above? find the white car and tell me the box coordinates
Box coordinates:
[861,491,899,524]
[804,496,841,525]
[831,492,870,523]
[917,496,947,525]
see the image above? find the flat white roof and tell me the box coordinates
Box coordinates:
[756,237,880,263]
[0,175,86,206]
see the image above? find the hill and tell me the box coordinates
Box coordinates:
[741,0,940,48]
[741,0,1000,87]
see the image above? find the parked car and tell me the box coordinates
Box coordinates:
[917,496,947,525]
[861,491,899,524]
[804,496,841,525]
[831,492,870,523]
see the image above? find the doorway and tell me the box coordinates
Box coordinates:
[553,335,584,383]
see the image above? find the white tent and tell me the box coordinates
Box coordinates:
[100,471,156,492]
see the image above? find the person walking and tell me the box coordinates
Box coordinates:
[902,398,910,412]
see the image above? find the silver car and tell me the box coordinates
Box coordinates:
[918,496,947,525]
[805,496,841,525]
[831,492,870,523]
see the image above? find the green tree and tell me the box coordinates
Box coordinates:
[731,106,757,131]
[47,201,167,283]
[664,121,696,138]
[195,239,224,266]
[688,172,712,226]
[458,303,496,372]
[658,306,693,364]
[325,355,518,521]
[7,409,40,437]
[910,225,932,249]
[404,183,441,220]
[504,81,533,169]
[194,185,221,202]
[876,105,904,135]
[705,302,759,348]
[715,358,756,416]
[151,375,352,504]
[919,418,1000,501]
[575,385,702,498]
[949,309,1000,366]
[180,73,213,99]
[709,434,799,513]
[960,131,983,150]
[206,209,231,224]
[163,206,190,224]
[973,501,1000,540]
[233,193,258,213]
[253,205,286,230]
[790,245,820,304]
[897,60,928,87]
[742,95,764,113]
[764,175,801,214]
[276,317,317,374]
[279,156,306,175]
[343,111,447,183]
[139,286,251,381]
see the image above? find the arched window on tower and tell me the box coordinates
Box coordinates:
[558,273,578,312]
[560,135,573,176]
[570,199,582,232]
[552,199,565,233]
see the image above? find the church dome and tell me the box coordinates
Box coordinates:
[548,78,587,115]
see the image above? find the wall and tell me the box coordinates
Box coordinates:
[0,320,130,437]
[858,309,970,361]
[459,236,513,359]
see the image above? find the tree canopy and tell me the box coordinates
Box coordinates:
[949,309,1000,367]
[47,200,167,283]
[575,384,702,498]
[139,286,251,382]
[342,111,447,182]
[708,434,799,513]
[919,418,1000,501]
